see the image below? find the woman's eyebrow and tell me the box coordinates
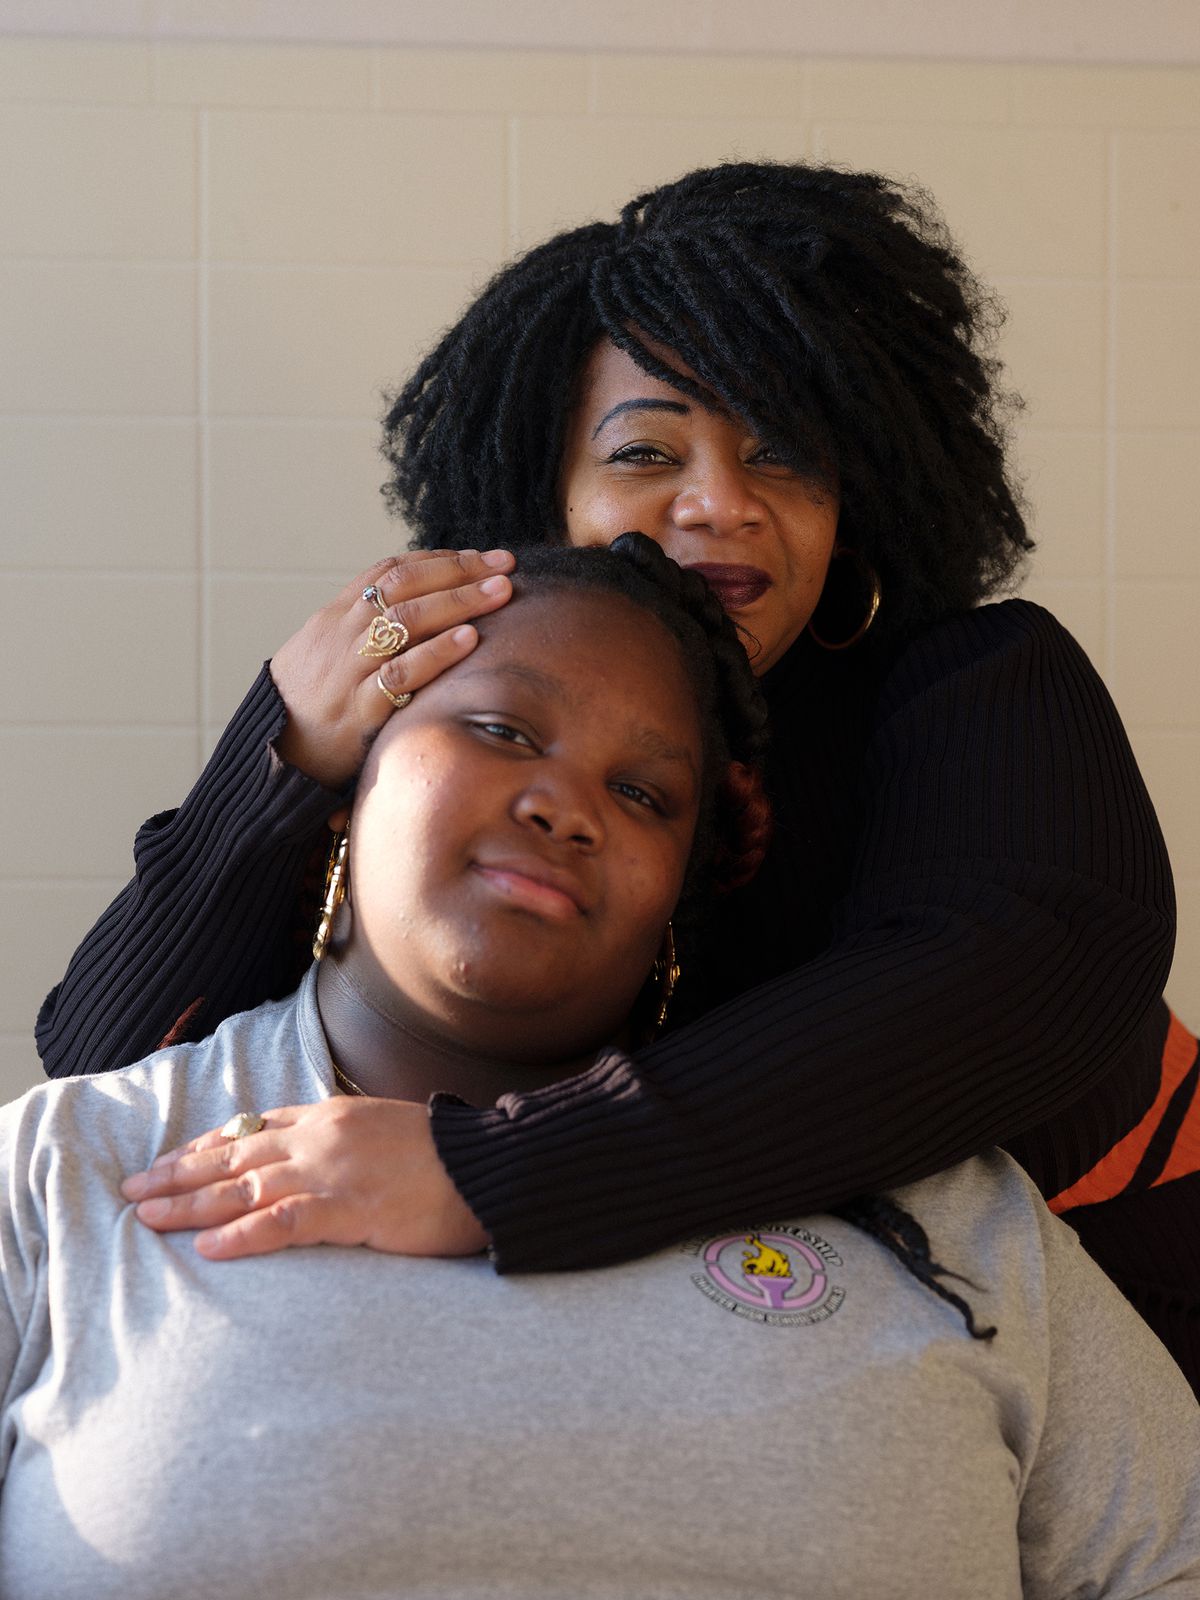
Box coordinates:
[591,397,690,438]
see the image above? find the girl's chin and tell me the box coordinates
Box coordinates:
[431,969,634,1051]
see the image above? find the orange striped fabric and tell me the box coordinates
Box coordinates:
[1049,1011,1200,1214]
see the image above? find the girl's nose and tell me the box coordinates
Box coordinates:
[513,778,603,849]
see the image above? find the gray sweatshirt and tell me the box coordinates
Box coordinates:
[1,967,1198,1600]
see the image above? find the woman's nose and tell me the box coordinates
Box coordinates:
[513,777,603,849]
[670,461,766,538]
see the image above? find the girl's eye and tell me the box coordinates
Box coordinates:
[611,780,664,814]
[606,442,676,466]
[470,719,536,749]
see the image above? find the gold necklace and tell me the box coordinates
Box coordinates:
[332,1061,367,1097]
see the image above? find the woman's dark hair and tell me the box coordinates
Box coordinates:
[384,160,1031,646]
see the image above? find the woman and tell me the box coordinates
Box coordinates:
[6,543,1200,1598]
[39,162,1200,1387]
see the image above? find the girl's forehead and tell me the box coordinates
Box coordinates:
[363,581,704,806]
[479,582,643,648]
[468,585,695,709]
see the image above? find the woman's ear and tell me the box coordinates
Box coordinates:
[327,805,350,832]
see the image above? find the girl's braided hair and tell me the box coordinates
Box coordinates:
[384,160,1032,646]
[517,535,994,1341]
[833,1195,996,1341]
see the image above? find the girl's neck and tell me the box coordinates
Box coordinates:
[314,954,595,1107]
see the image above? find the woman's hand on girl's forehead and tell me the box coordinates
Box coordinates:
[268,548,515,791]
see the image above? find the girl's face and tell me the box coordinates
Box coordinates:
[561,340,839,674]
[346,588,703,1061]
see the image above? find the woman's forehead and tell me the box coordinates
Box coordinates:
[576,337,708,411]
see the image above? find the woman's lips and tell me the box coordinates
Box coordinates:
[471,862,587,921]
[685,563,772,610]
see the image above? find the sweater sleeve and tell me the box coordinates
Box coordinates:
[433,602,1177,1270]
[36,667,349,1078]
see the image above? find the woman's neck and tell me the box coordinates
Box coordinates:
[314,953,597,1107]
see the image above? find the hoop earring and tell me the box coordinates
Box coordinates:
[652,922,681,1033]
[312,826,350,961]
[807,549,881,651]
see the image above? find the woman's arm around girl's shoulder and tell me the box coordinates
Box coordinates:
[431,598,1176,1271]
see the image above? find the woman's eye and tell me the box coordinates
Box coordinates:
[607,443,675,466]
[747,442,789,469]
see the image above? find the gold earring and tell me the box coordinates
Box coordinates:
[652,922,681,1033]
[312,827,350,961]
[807,549,881,651]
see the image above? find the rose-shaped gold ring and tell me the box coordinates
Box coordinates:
[358,585,410,659]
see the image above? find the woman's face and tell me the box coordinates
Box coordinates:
[561,340,840,674]
[346,587,703,1061]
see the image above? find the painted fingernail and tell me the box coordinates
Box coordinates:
[481,549,512,568]
[480,575,509,595]
[136,1198,171,1222]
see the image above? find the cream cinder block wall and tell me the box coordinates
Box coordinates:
[1,37,1197,1097]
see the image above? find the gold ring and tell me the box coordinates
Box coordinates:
[376,671,412,711]
[359,584,409,658]
[221,1111,266,1140]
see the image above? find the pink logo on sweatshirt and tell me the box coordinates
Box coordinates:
[687,1224,845,1325]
